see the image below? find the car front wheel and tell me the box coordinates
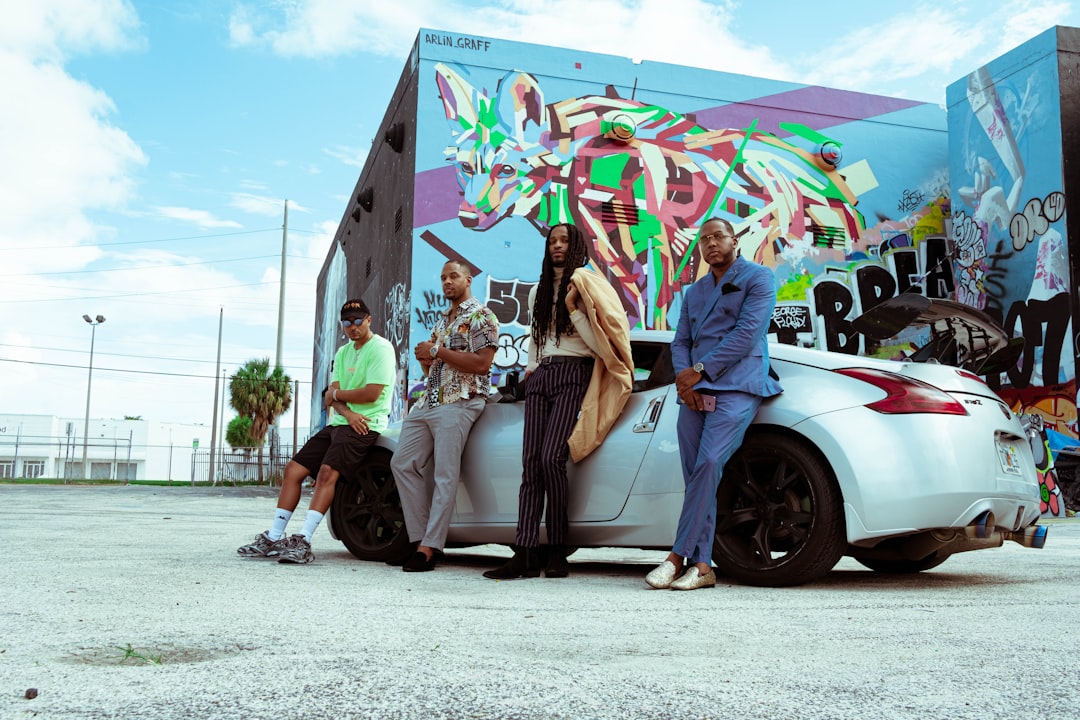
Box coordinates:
[712,433,846,587]
[329,448,411,562]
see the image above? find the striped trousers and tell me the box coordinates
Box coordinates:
[516,361,592,548]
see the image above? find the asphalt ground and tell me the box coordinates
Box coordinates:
[2,484,1079,720]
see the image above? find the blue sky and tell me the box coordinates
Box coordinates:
[2,0,1077,434]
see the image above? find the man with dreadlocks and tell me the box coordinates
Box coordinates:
[484,223,633,580]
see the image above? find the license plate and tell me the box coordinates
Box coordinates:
[997,440,1023,475]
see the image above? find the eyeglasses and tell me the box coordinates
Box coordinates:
[340,316,368,327]
[699,232,734,245]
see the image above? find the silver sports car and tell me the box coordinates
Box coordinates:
[328,330,1047,586]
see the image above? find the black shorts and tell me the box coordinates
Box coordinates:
[292,424,379,479]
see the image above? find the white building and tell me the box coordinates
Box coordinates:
[1,414,215,481]
[1,413,310,482]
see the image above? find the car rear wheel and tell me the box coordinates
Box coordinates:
[329,448,411,562]
[712,433,845,587]
[852,552,951,574]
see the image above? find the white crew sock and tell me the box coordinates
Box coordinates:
[301,510,325,540]
[268,508,292,540]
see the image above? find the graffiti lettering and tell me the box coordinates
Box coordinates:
[769,304,811,346]
[414,289,451,330]
[493,332,530,370]
[1010,192,1065,251]
[812,280,860,355]
[772,305,810,330]
[383,283,408,345]
[423,290,450,310]
[952,210,986,268]
[1002,293,1070,389]
[486,277,537,327]
[982,239,1013,315]
[897,188,925,213]
[425,33,491,51]
[1044,191,1066,222]
[415,308,442,330]
[776,237,953,354]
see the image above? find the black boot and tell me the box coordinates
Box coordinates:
[544,545,569,579]
[483,545,541,579]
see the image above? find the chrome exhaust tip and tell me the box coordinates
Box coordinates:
[1004,525,1048,549]
[964,510,995,539]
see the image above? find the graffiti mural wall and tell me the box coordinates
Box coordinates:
[947,27,1076,443]
[410,30,950,389]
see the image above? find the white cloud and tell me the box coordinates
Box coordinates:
[229,0,437,56]
[798,7,977,101]
[0,2,147,280]
[229,193,309,217]
[155,206,244,229]
[223,0,787,79]
[323,144,369,168]
[990,1,1072,59]
[0,0,142,61]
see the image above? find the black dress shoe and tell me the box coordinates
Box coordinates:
[544,545,569,578]
[402,550,438,572]
[482,545,541,580]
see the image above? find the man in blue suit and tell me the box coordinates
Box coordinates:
[646,217,783,591]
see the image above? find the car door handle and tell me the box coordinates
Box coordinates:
[633,395,665,433]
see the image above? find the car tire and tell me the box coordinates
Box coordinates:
[852,552,951,574]
[329,448,411,562]
[712,433,846,587]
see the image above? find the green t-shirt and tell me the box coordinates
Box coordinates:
[331,334,397,433]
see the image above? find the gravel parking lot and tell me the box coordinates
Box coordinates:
[3,484,1078,720]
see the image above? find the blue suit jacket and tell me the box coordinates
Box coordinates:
[671,256,783,398]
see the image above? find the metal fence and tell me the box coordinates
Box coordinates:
[190,447,295,486]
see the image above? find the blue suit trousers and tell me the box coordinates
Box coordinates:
[673,391,762,564]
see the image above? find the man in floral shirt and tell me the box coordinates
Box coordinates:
[391,260,499,572]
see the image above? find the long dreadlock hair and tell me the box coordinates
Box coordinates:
[531,223,590,351]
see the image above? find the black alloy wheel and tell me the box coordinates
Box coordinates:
[712,433,846,587]
[329,448,411,562]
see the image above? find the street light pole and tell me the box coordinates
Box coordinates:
[81,314,106,479]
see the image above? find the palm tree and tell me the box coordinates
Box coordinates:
[229,358,292,483]
[226,415,258,450]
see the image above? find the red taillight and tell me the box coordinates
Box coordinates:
[956,369,988,386]
[834,367,968,415]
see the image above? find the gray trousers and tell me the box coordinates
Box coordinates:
[391,395,487,550]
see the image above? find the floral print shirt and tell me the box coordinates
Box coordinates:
[422,296,500,408]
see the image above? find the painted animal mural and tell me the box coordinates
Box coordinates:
[435,62,868,329]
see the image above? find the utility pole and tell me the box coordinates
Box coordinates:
[293,379,299,455]
[208,307,223,484]
[276,199,288,369]
[272,200,288,471]
[81,314,106,478]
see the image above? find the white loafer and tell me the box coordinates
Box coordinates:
[645,560,681,589]
[670,566,716,591]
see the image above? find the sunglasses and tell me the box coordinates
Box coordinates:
[340,316,368,327]
[699,232,734,245]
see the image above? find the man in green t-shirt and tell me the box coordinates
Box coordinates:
[237,298,397,564]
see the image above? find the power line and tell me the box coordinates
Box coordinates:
[0,253,323,279]
[0,356,313,383]
[0,342,314,372]
[0,280,281,304]
[0,228,281,252]
[0,254,278,278]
